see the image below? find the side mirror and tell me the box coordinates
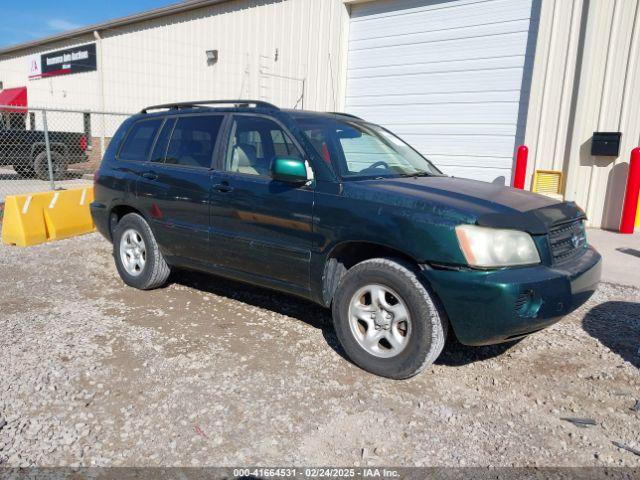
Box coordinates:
[270,156,308,184]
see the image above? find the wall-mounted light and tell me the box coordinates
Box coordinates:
[206,50,218,66]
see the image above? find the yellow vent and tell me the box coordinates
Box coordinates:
[532,170,563,199]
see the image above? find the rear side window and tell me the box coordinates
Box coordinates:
[118,119,163,161]
[165,115,223,168]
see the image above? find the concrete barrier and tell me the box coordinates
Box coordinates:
[43,188,95,241]
[1,187,95,247]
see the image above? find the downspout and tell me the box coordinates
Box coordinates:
[93,30,106,157]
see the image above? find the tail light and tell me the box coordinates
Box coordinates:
[79,135,88,152]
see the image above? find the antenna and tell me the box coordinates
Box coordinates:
[328,52,337,112]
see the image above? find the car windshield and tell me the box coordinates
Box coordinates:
[294,115,442,180]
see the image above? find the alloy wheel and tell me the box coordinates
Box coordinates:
[119,228,147,277]
[348,284,412,358]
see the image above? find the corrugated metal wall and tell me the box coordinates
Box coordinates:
[0,0,349,114]
[525,0,640,229]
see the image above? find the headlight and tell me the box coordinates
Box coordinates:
[455,225,541,268]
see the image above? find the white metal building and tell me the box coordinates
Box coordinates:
[0,0,639,229]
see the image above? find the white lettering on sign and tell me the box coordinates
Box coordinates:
[46,55,64,66]
[72,50,89,60]
[46,49,90,66]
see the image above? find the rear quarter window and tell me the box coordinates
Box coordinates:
[150,118,176,163]
[118,118,163,162]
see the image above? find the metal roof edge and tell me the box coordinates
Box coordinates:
[0,0,231,57]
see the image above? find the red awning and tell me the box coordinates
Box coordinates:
[0,87,27,113]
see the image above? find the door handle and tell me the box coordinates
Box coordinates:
[214,183,234,193]
[142,172,158,180]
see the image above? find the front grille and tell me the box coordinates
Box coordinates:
[549,220,587,265]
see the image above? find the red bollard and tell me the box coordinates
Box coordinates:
[513,145,528,189]
[620,147,640,234]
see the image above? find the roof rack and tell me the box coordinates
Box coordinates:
[328,111,363,120]
[140,100,279,114]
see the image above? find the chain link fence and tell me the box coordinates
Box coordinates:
[0,105,131,203]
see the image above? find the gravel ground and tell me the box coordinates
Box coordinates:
[0,233,638,467]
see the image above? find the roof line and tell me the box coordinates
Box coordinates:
[0,0,231,57]
[140,99,279,113]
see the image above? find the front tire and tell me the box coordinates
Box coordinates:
[332,258,447,379]
[113,213,171,290]
[33,151,68,181]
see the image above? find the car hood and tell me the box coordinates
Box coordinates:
[346,175,586,234]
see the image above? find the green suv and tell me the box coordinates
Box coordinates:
[91,100,601,379]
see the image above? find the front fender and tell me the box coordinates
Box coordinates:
[309,184,471,302]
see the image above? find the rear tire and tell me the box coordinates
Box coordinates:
[33,151,68,181]
[332,258,447,379]
[113,213,171,290]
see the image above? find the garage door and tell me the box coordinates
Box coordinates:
[345,0,538,184]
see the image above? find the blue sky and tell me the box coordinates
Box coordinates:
[0,0,178,48]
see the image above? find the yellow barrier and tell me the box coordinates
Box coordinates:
[1,191,54,246]
[43,188,95,241]
[1,187,95,247]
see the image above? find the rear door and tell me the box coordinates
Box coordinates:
[135,113,225,264]
[115,117,164,202]
[209,114,314,290]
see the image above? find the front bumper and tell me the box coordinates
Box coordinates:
[422,247,602,346]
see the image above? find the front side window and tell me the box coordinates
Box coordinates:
[294,116,442,180]
[224,116,303,177]
[164,115,223,168]
[119,119,163,161]
[271,129,297,156]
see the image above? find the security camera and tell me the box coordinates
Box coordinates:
[205,50,218,65]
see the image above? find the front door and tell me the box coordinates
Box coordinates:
[209,114,314,291]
